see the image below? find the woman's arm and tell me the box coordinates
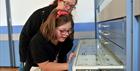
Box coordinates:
[38,61,68,71]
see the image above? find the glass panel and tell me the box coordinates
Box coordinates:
[72,39,125,71]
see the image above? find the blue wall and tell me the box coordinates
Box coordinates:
[0,22,95,34]
[0,22,95,67]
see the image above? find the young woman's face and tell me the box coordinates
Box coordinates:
[55,22,72,42]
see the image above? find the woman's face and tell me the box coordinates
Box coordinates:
[57,0,76,12]
[55,22,72,42]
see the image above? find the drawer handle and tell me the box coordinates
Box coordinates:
[103,33,110,36]
[102,25,110,28]
[98,24,101,28]
[99,35,102,39]
[99,30,102,33]
[101,32,110,36]
[104,42,109,45]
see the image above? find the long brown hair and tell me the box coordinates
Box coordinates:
[40,9,74,44]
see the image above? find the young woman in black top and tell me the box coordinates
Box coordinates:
[30,9,74,71]
[19,0,78,70]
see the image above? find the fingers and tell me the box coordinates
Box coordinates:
[68,52,76,61]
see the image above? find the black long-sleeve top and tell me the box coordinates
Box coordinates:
[19,5,56,62]
[30,31,73,64]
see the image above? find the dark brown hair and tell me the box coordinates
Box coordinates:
[40,9,74,44]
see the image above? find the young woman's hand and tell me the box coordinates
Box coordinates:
[68,52,76,61]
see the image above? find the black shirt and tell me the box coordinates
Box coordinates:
[30,31,72,64]
[19,5,56,62]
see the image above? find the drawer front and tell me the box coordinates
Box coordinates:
[99,35,126,64]
[98,19,126,48]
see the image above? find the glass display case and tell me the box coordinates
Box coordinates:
[71,39,125,71]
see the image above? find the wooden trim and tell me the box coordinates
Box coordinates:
[0,67,18,71]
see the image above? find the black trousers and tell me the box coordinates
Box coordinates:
[24,60,32,71]
[23,53,35,71]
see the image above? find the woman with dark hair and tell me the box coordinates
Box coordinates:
[30,9,74,71]
[19,0,78,71]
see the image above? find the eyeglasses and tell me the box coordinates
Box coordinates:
[58,29,72,35]
[62,0,76,9]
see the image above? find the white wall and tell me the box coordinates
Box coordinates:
[73,0,95,23]
[0,0,7,26]
[10,0,52,26]
[0,0,95,26]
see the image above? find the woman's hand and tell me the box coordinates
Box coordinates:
[68,52,76,61]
